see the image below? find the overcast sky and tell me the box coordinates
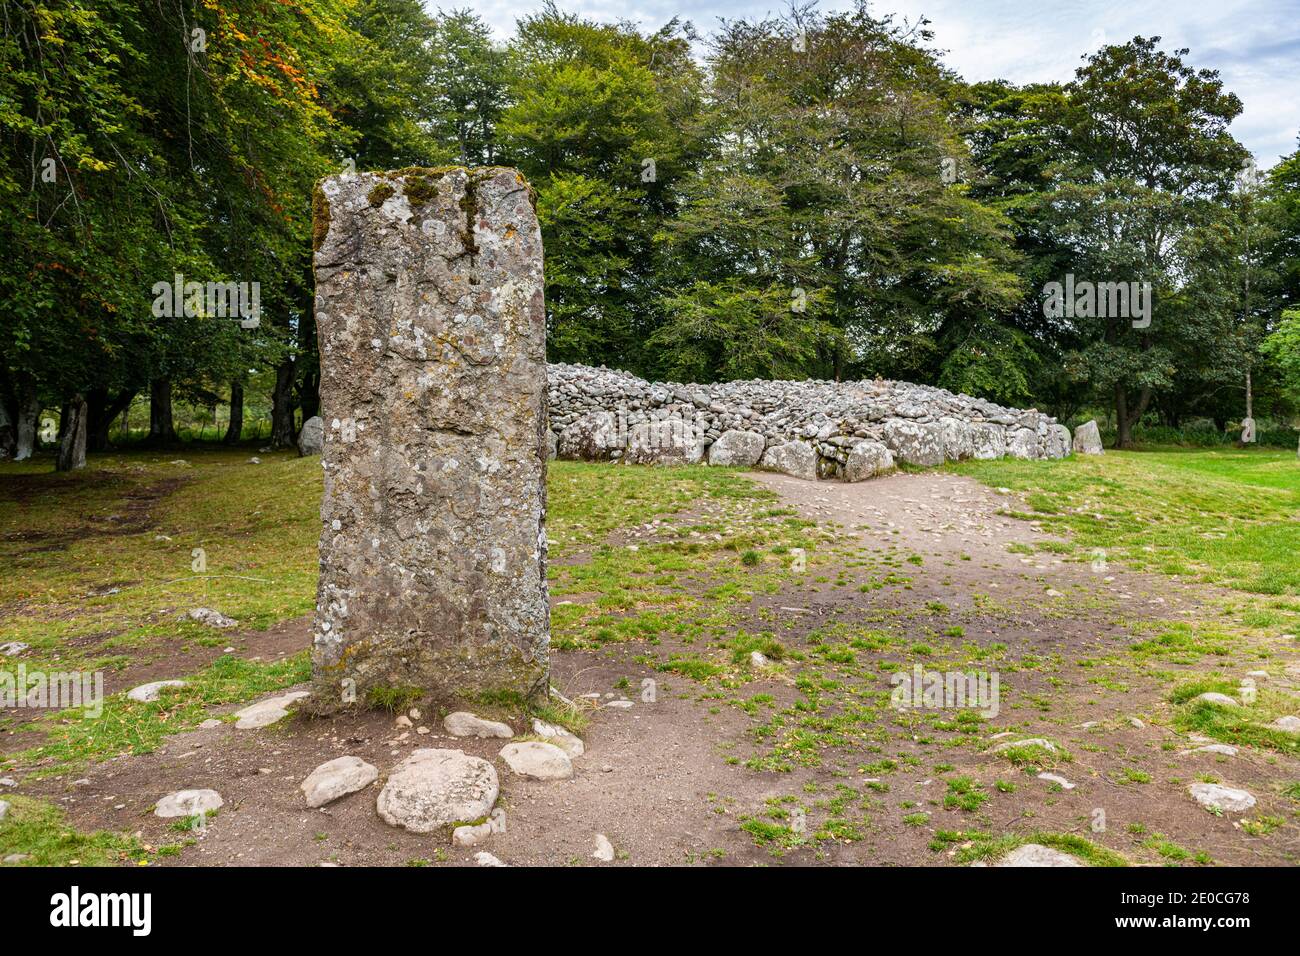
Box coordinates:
[451,0,1300,167]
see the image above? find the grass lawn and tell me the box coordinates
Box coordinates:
[2,442,1298,866]
[953,447,1300,596]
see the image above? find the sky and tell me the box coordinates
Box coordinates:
[452,0,1300,168]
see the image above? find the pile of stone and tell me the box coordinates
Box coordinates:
[547,363,1084,481]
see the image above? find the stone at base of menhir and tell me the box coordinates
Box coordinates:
[308,167,550,711]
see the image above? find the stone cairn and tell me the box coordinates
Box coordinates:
[309,166,550,711]
[547,363,1080,480]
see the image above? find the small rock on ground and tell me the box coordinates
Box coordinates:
[0,799,8,822]
[234,691,309,730]
[474,852,507,867]
[592,833,615,862]
[995,844,1084,867]
[988,737,1057,754]
[376,749,498,833]
[531,718,585,757]
[1188,782,1256,813]
[453,822,493,847]
[499,741,573,780]
[126,680,186,703]
[187,607,237,629]
[154,789,223,818]
[1037,773,1074,789]
[1273,716,1300,733]
[1181,744,1238,756]
[443,711,514,738]
[300,756,378,808]
[1194,692,1238,707]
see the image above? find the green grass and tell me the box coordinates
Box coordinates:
[0,794,147,866]
[953,448,1300,596]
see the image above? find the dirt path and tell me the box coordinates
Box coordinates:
[13,470,1300,866]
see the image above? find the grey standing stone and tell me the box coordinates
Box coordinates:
[970,422,1006,460]
[558,411,619,460]
[758,441,818,480]
[707,429,766,467]
[1073,420,1104,455]
[1052,423,1073,457]
[624,420,698,465]
[843,440,894,482]
[882,419,945,467]
[298,416,324,456]
[310,167,550,709]
[938,417,974,461]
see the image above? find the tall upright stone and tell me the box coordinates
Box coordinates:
[309,167,550,711]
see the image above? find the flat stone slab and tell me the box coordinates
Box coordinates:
[1181,744,1238,756]
[1188,782,1256,813]
[995,843,1084,867]
[1273,716,1300,733]
[988,737,1057,754]
[155,789,223,818]
[376,749,498,833]
[499,741,573,780]
[126,680,186,703]
[234,691,309,730]
[301,756,378,808]
[444,712,514,739]
[1037,772,1074,789]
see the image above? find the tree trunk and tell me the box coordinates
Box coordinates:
[87,388,135,452]
[270,359,296,448]
[223,380,244,444]
[14,377,39,460]
[56,394,88,471]
[148,378,177,445]
[0,398,14,460]
[1115,384,1132,450]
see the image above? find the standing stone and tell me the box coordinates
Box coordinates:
[758,441,818,480]
[707,430,766,467]
[882,419,945,467]
[1073,420,1104,455]
[970,423,1006,460]
[298,415,324,456]
[310,167,550,710]
[1240,417,1256,443]
[843,440,894,481]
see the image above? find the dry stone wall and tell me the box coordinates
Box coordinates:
[548,363,1072,480]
